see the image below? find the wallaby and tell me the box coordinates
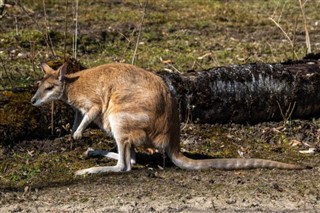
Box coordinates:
[31,62,307,175]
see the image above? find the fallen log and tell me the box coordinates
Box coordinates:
[158,57,320,123]
[1,55,320,143]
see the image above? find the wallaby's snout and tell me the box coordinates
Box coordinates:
[30,93,42,106]
[31,96,37,105]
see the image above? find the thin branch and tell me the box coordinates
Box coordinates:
[277,0,288,23]
[0,55,13,87]
[73,0,79,59]
[286,101,296,121]
[302,0,309,7]
[51,101,54,135]
[64,0,68,61]
[269,17,298,59]
[16,1,52,56]
[42,0,56,56]
[277,101,296,126]
[131,0,148,65]
[29,41,37,78]
[14,16,19,35]
[42,0,56,134]
[292,15,299,59]
[299,0,311,54]
[17,1,41,30]
[269,17,292,46]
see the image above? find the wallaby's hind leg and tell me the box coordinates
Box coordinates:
[75,139,133,175]
[84,147,136,164]
[75,113,149,176]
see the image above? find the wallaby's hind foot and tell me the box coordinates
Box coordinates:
[75,165,127,176]
[84,147,136,164]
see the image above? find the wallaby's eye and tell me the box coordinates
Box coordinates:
[45,86,54,91]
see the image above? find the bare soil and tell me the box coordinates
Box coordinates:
[1,122,320,213]
[2,168,320,213]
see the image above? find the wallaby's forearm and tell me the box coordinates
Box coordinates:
[73,106,101,139]
[72,110,82,133]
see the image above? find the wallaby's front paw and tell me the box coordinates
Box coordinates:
[73,131,82,140]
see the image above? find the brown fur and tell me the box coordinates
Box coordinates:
[31,63,307,175]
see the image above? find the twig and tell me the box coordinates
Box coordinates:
[0,55,13,87]
[131,0,148,65]
[29,41,37,78]
[285,101,296,122]
[120,28,136,62]
[277,101,296,126]
[64,0,69,61]
[42,0,56,56]
[42,0,56,135]
[160,57,181,73]
[181,94,193,130]
[269,17,298,59]
[292,15,299,60]
[277,101,286,122]
[299,0,311,54]
[266,41,276,63]
[73,0,79,59]
[302,0,309,7]
[14,16,19,35]
[16,1,41,29]
[16,1,51,56]
[277,0,288,23]
[51,101,54,135]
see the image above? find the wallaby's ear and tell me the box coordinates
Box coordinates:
[40,63,55,75]
[58,62,68,82]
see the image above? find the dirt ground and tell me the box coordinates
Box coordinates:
[2,168,320,213]
[1,122,320,213]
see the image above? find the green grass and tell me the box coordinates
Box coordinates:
[1,0,320,89]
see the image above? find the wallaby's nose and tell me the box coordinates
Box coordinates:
[31,97,36,105]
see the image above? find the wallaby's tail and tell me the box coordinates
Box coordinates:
[167,150,309,170]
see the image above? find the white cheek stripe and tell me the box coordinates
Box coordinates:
[41,90,56,103]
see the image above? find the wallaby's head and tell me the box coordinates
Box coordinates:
[31,63,68,106]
